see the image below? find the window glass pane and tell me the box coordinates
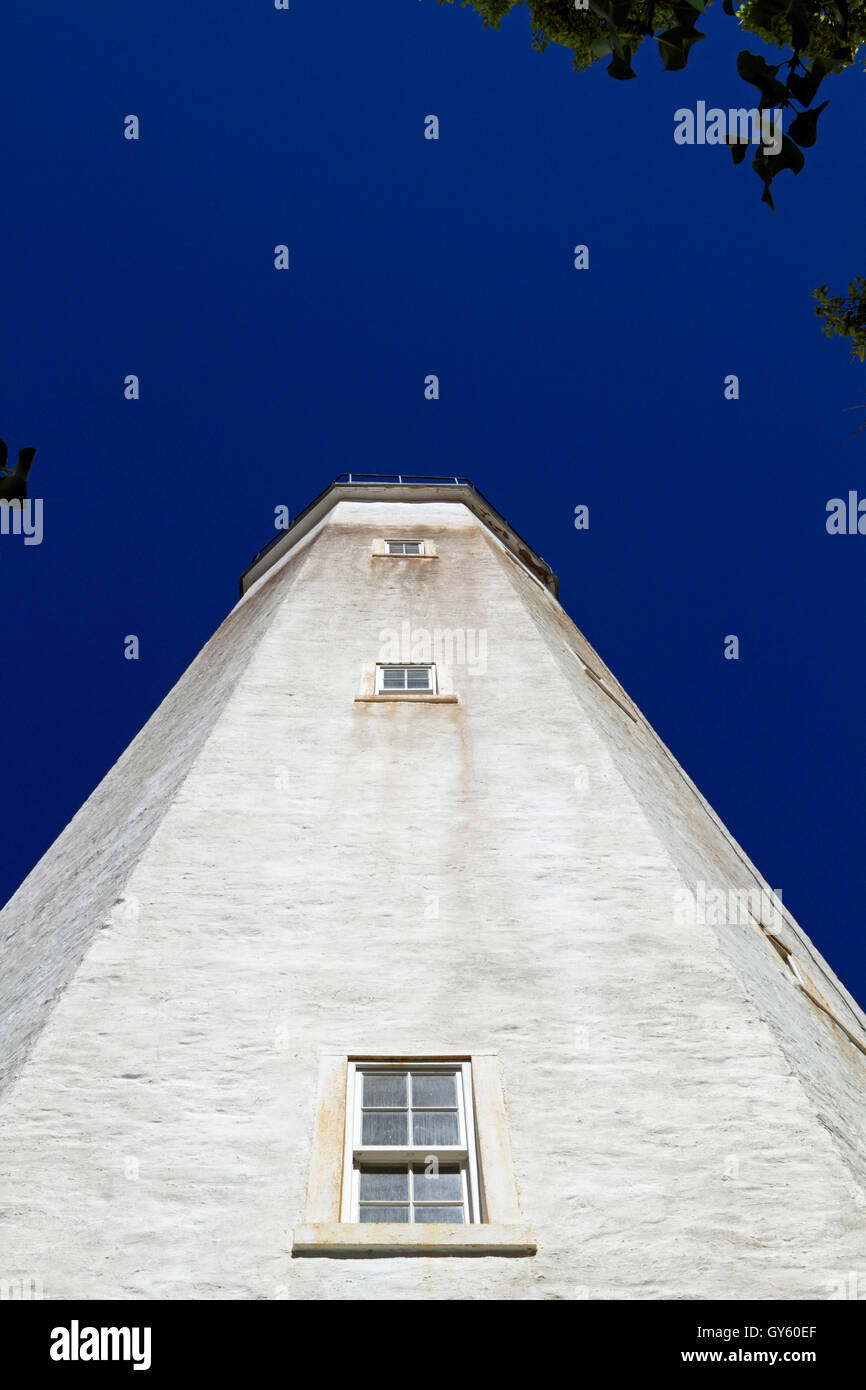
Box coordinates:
[403,542,421,554]
[412,1165,463,1202]
[359,1206,410,1223]
[412,1111,460,1145]
[363,1073,407,1108]
[359,1169,409,1202]
[413,1206,464,1224]
[362,1110,408,1146]
[380,666,435,691]
[411,1072,457,1108]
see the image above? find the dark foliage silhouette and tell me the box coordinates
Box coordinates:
[0,441,37,503]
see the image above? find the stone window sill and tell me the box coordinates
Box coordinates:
[354,693,458,704]
[291,1222,536,1258]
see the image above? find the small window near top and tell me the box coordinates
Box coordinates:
[376,664,436,693]
[346,1062,480,1224]
[385,540,424,555]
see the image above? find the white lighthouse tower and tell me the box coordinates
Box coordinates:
[1,475,865,1300]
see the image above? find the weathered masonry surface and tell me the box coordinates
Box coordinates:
[1,488,865,1300]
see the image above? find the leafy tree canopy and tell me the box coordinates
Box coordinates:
[813,279,866,362]
[438,0,866,207]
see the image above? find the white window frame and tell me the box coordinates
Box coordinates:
[375,663,437,695]
[385,539,425,555]
[293,1050,535,1256]
[371,539,437,560]
[341,1060,481,1224]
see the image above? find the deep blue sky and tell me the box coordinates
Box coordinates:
[2,1,865,1001]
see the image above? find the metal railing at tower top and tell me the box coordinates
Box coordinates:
[334,473,474,486]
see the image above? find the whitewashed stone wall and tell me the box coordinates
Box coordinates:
[1,498,865,1300]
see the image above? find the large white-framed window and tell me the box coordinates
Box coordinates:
[294,1051,535,1255]
[341,1061,481,1224]
[385,539,424,555]
[375,663,436,694]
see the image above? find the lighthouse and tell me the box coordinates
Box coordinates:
[1,474,865,1300]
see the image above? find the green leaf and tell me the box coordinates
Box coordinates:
[788,99,829,147]
[607,50,637,78]
[738,50,781,76]
[756,133,806,176]
[590,36,613,57]
[787,0,811,50]
[722,0,735,12]
[588,0,626,60]
[749,0,788,27]
[657,25,705,70]
[824,0,849,38]
[778,133,806,174]
[737,49,788,106]
[788,58,826,108]
[670,1,703,26]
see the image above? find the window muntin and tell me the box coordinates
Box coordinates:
[376,664,436,693]
[385,539,424,555]
[346,1062,480,1224]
